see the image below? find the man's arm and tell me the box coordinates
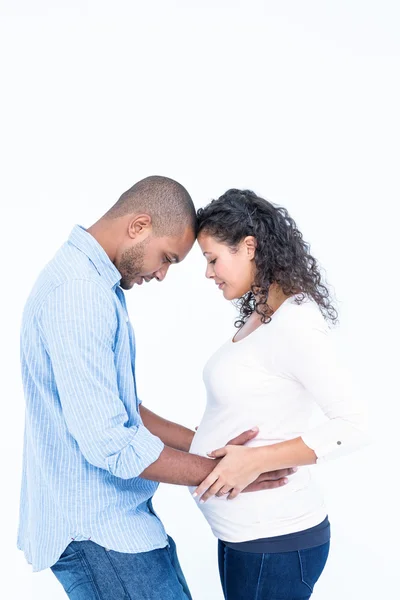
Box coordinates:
[138,423,297,490]
[139,405,195,452]
[140,445,217,485]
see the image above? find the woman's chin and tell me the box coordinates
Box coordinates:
[224,290,239,301]
[224,287,250,301]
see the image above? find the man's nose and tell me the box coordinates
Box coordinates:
[154,263,170,282]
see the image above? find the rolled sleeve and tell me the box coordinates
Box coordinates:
[39,279,164,478]
[105,424,164,478]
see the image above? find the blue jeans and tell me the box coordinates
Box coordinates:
[51,536,192,599]
[218,540,330,600]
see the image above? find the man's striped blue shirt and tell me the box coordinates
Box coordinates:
[18,225,167,571]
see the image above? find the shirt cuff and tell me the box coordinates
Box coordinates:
[301,419,371,464]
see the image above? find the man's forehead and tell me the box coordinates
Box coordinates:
[164,229,195,260]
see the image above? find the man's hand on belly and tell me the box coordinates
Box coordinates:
[241,468,297,493]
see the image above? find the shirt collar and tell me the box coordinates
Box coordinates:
[68,225,122,289]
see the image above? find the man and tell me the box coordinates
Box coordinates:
[18,176,294,599]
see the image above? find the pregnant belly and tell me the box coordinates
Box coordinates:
[189,460,323,543]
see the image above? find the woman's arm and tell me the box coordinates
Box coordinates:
[193,437,316,501]
[282,317,370,463]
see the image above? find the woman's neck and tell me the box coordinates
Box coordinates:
[266,283,292,313]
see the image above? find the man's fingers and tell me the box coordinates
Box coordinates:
[258,467,297,481]
[243,478,289,493]
[227,427,259,446]
[242,468,297,492]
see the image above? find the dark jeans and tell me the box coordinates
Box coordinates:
[51,536,192,600]
[218,540,330,600]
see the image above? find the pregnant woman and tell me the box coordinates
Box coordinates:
[189,189,369,600]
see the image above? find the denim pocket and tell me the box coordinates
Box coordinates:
[298,542,330,592]
[51,550,97,598]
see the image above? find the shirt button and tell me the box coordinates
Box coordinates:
[337,441,342,445]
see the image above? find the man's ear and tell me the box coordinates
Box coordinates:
[244,235,257,260]
[127,214,152,239]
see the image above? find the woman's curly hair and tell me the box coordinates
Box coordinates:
[197,189,338,328]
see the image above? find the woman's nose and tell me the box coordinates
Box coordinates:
[205,264,214,279]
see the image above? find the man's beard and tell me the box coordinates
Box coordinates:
[118,239,148,289]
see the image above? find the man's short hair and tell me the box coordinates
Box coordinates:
[106,175,196,236]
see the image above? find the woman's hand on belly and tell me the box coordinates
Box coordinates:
[193,445,266,503]
[191,427,297,500]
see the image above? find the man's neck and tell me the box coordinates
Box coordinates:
[86,218,120,263]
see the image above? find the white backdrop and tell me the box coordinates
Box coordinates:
[1,1,399,598]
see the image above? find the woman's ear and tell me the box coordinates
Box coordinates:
[244,236,257,260]
[127,214,152,239]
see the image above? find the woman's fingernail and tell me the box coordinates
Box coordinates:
[200,500,205,504]
[192,492,198,498]
[251,427,259,432]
